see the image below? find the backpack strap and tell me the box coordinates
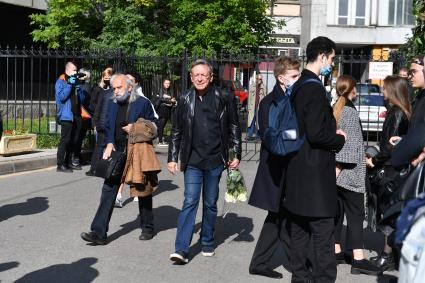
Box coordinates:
[290,78,323,101]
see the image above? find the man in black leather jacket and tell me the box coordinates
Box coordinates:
[167,59,241,264]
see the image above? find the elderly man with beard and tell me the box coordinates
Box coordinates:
[81,74,156,245]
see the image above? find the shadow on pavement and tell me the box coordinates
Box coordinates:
[153,180,179,196]
[107,205,180,242]
[14,257,98,283]
[0,197,49,222]
[0,261,19,272]
[189,212,254,260]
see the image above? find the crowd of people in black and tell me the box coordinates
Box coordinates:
[53,35,425,282]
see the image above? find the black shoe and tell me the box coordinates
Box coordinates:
[69,164,82,170]
[85,170,95,176]
[249,268,283,279]
[57,165,73,173]
[80,232,107,245]
[351,259,383,276]
[139,231,154,241]
[335,252,345,264]
[370,251,395,271]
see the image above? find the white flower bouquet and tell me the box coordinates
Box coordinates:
[224,150,247,204]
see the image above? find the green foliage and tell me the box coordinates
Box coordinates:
[30,0,282,55]
[37,134,60,148]
[402,0,425,59]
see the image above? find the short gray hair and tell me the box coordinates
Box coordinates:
[190,59,213,75]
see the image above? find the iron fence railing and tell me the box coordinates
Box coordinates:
[0,46,408,154]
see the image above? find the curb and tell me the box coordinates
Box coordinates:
[0,151,92,176]
[0,155,57,175]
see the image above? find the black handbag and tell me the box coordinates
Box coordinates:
[381,160,425,224]
[94,149,127,180]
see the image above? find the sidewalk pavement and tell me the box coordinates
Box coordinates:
[0,149,57,175]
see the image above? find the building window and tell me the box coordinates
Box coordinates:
[388,0,414,25]
[337,0,368,26]
[338,0,349,24]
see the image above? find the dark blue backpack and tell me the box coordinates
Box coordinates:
[263,79,322,157]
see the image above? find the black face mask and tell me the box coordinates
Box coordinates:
[103,80,110,88]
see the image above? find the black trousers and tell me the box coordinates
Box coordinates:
[57,118,81,166]
[89,131,105,172]
[73,118,91,164]
[249,209,291,273]
[289,214,337,283]
[157,105,172,143]
[57,121,73,166]
[334,187,365,250]
[90,177,154,239]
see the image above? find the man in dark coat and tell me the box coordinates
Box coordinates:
[283,37,346,283]
[248,56,301,279]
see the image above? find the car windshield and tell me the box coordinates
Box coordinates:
[357,95,385,107]
[356,84,380,94]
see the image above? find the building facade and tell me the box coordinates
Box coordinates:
[299,0,414,81]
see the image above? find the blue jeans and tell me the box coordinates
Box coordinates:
[175,165,224,254]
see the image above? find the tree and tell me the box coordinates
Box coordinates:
[30,0,283,55]
[403,0,425,58]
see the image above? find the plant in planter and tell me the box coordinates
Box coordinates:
[0,128,37,155]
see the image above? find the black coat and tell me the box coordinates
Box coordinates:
[283,69,345,218]
[168,86,242,171]
[372,106,409,168]
[410,89,425,130]
[249,84,288,213]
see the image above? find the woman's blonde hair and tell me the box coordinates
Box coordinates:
[383,75,411,120]
[333,75,356,125]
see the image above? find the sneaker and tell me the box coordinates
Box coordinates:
[201,246,215,257]
[170,251,189,264]
[133,197,138,202]
[115,199,123,208]
[158,142,168,147]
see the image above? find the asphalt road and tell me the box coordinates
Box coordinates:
[0,148,398,282]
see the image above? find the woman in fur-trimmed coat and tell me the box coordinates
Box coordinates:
[332,75,381,275]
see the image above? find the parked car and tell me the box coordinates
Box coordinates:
[220,80,248,108]
[354,83,386,132]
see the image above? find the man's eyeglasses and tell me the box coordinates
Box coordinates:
[409,69,423,77]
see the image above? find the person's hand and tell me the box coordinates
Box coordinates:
[102,143,115,160]
[336,164,342,178]
[411,147,425,167]
[167,162,178,175]
[122,123,133,134]
[389,136,401,146]
[228,158,240,170]
[336,129,347,141]
[67,76,77,85]
[365,157,375,168]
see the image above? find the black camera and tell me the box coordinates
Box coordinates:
[71,72,86,79]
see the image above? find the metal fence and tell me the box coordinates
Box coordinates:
[0,46,408,155]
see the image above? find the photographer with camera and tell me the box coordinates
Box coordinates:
[55,62,86,173]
